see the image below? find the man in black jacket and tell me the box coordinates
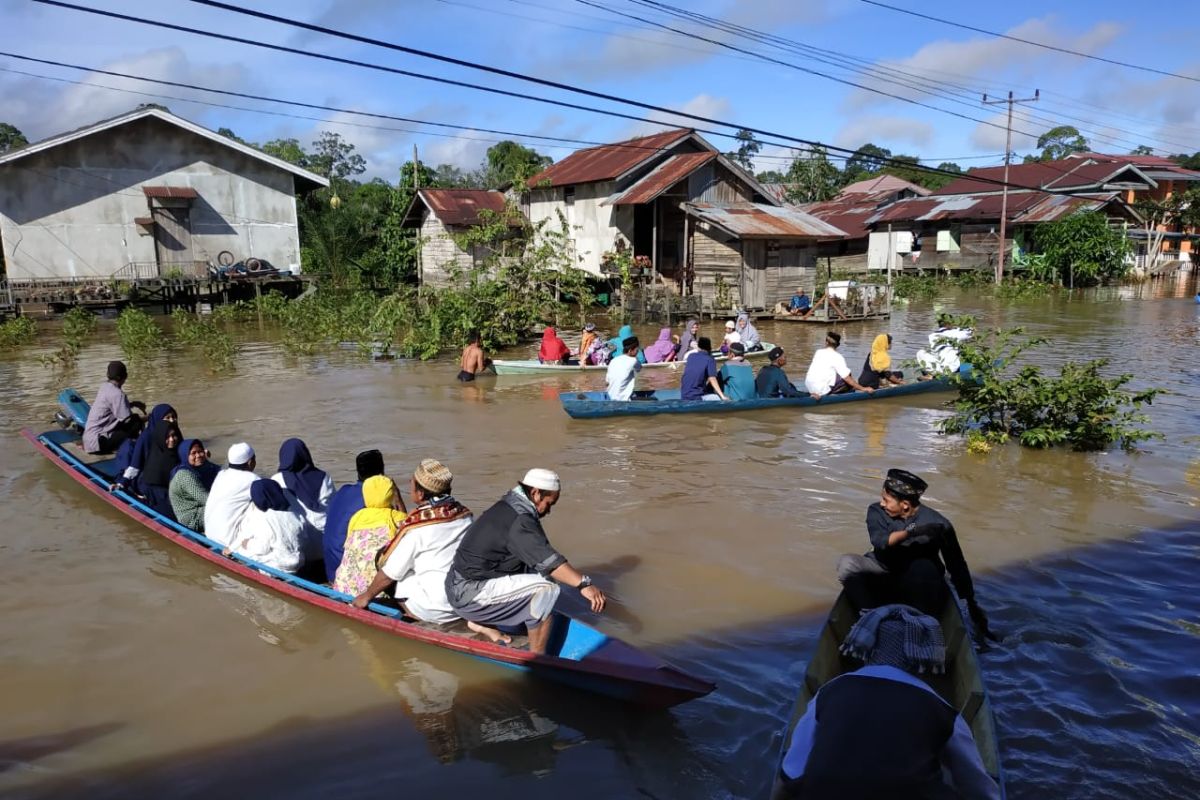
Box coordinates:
[446,468,606,653]
[755,346,804,398]
[837,469,998,644]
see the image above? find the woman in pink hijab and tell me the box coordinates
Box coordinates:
[643,327,676,363]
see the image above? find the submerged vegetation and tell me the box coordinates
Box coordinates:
[0,316,38,348]
[171,309,238,372]
[942,327,1162,452]
[116,308,165,357]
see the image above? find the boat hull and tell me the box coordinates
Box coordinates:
[771,592,1004,797]
[560,374,957,419]
[23,427,715,708]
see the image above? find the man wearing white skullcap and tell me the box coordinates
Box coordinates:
[204,442,259,548]
[446,467,606,653]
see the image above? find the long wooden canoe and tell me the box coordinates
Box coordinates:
[23,424,715,708]
[560,372,958,419]
[770,592,1004,797]
[493,342,776,375]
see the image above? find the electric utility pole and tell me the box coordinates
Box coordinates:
[983,89,1039,283]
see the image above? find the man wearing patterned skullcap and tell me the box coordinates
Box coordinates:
[836,469,998,646]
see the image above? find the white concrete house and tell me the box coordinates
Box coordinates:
[524,128,845,310]
[0,107,327,283]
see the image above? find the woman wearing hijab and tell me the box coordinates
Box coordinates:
[537,327,572,365]
[169,438,221,531]
[642,327,676,363]
[678,318,699,356]
[577,323,599,364]
[735,312,762,351]
[333,475,408,596]
[137,420,182,520]
[113,403,177,493]
[607,324,646,364]
[271,438,335,560]
[858,333,905,389]
[234,479,306,574]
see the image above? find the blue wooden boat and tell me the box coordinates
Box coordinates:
[24,408,716,708]
[560,370,963,419]
[493,342,777,375]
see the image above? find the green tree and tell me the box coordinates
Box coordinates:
[755,169,787,183]
[1173,152,1200,170]
[1130,145,1154,156]
[1027,125,1089,162]
[216,127,250,146]
[1031,211,1132,285]
[0,122,29,154]
[783,146,842,203]
[1132,186,1200,272]
[309,131,366,181]
[484,140,551,188]
[727,129,761,172]
[844,143,892,181]
[261,138,310,168]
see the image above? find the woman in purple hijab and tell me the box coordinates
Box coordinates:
[271,438,335,559]
[643,328,676,363]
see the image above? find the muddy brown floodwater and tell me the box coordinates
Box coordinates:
[1,280,1198,799]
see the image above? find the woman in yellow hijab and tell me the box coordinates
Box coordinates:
[857,333,905,389]
[333,475,407,595]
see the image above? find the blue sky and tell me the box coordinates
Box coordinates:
[2,0,1198,180]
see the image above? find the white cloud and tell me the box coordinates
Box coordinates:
[841,17,1124,114]
[969,112,1040,152]
[542,0,829,78]
[834,116,935,150]
[618,93,733,140]
[422,131,491,172]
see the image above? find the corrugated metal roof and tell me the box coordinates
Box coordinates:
[607,152,716,205]
[416,188,516,226]
[686,202,848,239]
[801,188,913,238]
[527,128,694,188]
[934,156,1176,196]
[142,185,199,199]
[839,175,931,196]
[869,191,1121,225]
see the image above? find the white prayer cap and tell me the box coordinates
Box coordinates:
[228,442,255,465]
[522,468,561,493]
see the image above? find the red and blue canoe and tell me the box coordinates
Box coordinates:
[23,416,715,708]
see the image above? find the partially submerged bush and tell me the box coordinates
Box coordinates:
[942,327,1162,451]
[116,308,165,357]
[0,317,38,348]
[171,309,238,371]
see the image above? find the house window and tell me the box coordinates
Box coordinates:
[564,186,575,206]
[936,226,961,252]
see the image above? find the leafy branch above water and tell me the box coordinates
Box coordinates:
[942,327,1162,452]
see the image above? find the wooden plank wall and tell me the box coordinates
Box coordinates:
[692,226,742,309]
[765,242,818,306]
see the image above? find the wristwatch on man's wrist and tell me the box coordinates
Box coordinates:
[576,575,593,590]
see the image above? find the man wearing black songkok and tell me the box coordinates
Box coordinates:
[837,469,998,645]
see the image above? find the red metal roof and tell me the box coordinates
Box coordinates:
[527,128,695,188]
[417,188,515,227]
[142,185,198,199]
[607,152,716,205]
[686,202,847,239]
[934,156,1166,196]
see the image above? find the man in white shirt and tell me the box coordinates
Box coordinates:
[917,314,972,375]
[605,335,642,401]
[805,331,875,399]
[204,442,259,548]
[351,459,474,624]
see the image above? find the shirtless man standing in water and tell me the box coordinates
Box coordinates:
[458,331,487,382]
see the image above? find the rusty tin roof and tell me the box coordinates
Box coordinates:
[527,128,695,188]
[413,188,516,227]
[869,191,1123,225]
[142,185,199,199]
[686,202,848,239]
[607,152,717,205]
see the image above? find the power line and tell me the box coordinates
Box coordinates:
[0,53,1000,175]
[618,0,1197,154]
[27,0,978,186]
[860,0,1200,84]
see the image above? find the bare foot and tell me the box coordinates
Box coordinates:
[467,620,512,645]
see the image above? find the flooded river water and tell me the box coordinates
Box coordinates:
[1,280,1198,799]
